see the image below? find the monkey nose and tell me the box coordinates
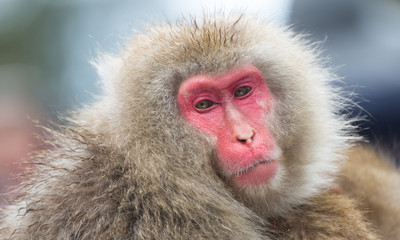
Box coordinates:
[236,130,255,145]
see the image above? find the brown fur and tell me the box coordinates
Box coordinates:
[269,192,378,239]
[341,146,400,239]
[0,14,386,239]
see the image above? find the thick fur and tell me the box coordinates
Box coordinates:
[269,192,378,240]
[0,14,380,239]
[341,146,400,239]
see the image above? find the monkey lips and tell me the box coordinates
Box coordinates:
[178,65,280,187]
[233,160,279,187]
[222,145,281,187]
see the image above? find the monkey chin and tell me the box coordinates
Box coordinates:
[232,160,279,188]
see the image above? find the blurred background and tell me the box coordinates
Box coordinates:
[0,0,399,196]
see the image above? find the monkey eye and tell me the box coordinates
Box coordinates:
[234,86,252,98]
[195,99,215,110]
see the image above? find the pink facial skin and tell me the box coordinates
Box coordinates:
[177,65,280,187]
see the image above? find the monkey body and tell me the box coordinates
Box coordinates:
[0,131,378,239]
[341,146,400,239]
[0,14,397,239]
[269,192,378,240]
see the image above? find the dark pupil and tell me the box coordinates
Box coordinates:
[234,86,251,97]
[195,100,214,109]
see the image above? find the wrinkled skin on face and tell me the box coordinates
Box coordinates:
[178,65,281,187]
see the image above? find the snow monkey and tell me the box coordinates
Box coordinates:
[1,14,399,240]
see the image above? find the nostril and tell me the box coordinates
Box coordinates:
[235,129,255,145]
[237,135,254,145]
[235,130,255,145]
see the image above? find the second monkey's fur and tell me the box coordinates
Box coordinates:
[0,14,395,239]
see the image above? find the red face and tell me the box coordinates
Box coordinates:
[177,65,280,187]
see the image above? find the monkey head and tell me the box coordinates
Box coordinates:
[88,14,353,217]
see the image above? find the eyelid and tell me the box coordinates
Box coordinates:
[232,78,254,90]
[192,96,212,106]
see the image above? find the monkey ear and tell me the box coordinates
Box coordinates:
[90,53,123,96]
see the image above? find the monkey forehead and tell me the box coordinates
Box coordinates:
[123,15,257,77]
[178,65,264,95]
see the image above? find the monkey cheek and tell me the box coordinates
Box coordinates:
[233,161,279,187]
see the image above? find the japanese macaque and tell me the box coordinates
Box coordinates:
[0,14,399,239]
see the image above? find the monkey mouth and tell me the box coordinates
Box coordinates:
[231,159,275,177]
[228,157,280,187]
